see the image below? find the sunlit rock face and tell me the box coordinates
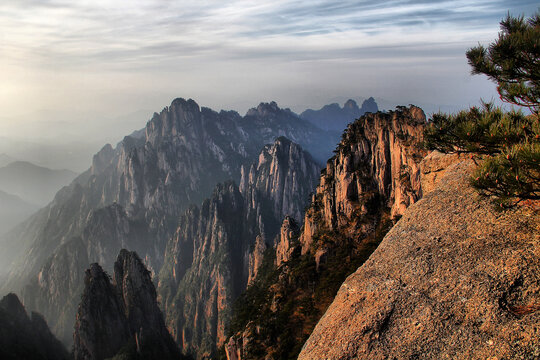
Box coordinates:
[301,105,426,254]
[299,154,540,360]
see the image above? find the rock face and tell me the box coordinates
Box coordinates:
[158,137,320,359]
[73,249,181,360]
[300,97,379,132]
[1,98,334,344]
[275,216,300,267]
[299,155,540,359]
[0,293,69,360]
[248,236,268,285]
[301,105,426,254]
[226,106,426,359]
[240,136,321,236]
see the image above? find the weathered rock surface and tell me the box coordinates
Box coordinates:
[158,137,320,359]
[299,155,540,359]
[248,236,268,285]
[226,106,426,360]
[275,216,300,267]
[301,105,426,254]
[0,293,70,360]
[240,136,321,227]
[73,249,181,360]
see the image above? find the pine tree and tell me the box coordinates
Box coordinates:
[466,12,540,117]
[424,11,540,207]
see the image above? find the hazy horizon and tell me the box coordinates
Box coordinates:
[1,0,538,170]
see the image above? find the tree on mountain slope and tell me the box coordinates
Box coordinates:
[424,11,540,207]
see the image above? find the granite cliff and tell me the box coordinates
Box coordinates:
[226,106,426,359]
[158,137,320,359]
[299,153,540,359]
[73,249,182,360]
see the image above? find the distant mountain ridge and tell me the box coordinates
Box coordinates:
[300,97,378,131]
[0,189,38,236]
[0,161,77,206]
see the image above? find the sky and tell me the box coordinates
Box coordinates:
[0,0,538,150]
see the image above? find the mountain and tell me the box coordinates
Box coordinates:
[225,105,426,359]
[300,97,379,132]
[0,161,77,206]
[299,152,540,359]
[0,189,38,236]
[0,293,69,360]
[1,98,333,348]
[157,136,321,359]
[72,249,183,360]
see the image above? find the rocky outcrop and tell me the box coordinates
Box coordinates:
[299,155,540,359]
[22,203,149,344]
[300,98,379,132]
[158,137,320,359]
[1,98,334,344]
[301,105,426,254]
[240,136,321,240]
[0,293,69,360]
[226,106,426,359]
[275,216,300,267]
[359,96,378,114]
[73,249,181,360]
[248,236,268,285]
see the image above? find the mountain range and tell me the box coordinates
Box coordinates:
[300,97,378,132]
[0,161,77,206]
[0,98,336,347]
[0,96,537,360]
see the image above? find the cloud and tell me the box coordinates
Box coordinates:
[0,0,537,124]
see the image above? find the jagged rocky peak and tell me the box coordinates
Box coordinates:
[146,97,201,144]
[1,292,27,320]
[275,216,300,267]
[246,101,289,118]
[360,96,378,113]
[301,105,426,253]
[73,250,181,360]
[240,136,321,230]
[0,293,70,360]
[91,143,115,175]
[343,99,359,110]
[247,235,268,285]
[300,97,379,132]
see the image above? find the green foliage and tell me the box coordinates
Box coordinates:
[424,103,537,154]
[425,11,540,207]
[472,142,540,205]
[226,215,393,360]
[466,12,540,115]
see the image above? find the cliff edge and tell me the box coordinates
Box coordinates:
[299,153,540,359]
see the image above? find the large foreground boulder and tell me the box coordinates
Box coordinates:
[299,155,540,359]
